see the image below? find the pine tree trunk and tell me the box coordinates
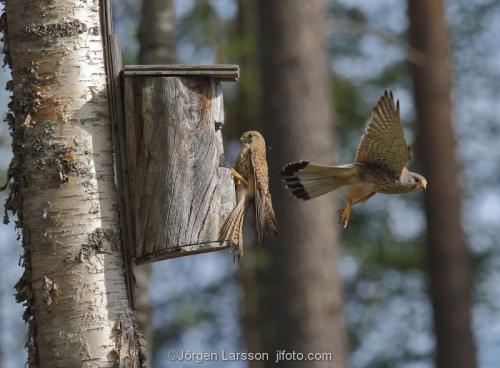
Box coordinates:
[138,0,174,65]
[3,1,144,366]
[135,0,174,362]
[255,1,348,367]
[408,1,476,367]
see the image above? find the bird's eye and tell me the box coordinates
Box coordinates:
[248,134,252,138]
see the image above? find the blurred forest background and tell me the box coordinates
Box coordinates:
[1,0,500,367]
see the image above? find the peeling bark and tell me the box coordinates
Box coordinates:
[113,317,147,368]
[2,0,145,366]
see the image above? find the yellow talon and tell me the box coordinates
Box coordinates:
[337,200,352,229]
[231,168,248,186]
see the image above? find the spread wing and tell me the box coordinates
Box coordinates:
[355,90,411,175]
[251,146,277,243]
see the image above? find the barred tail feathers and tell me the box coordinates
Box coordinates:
[220,196,246,261]
[255,194,278,244]
[281,161,356,200]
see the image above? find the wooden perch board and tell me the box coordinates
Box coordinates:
[124,64,239,81]
[123,75,236,263]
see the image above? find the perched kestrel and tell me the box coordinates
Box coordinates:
[281,90,427,228]
[220,131,277,261]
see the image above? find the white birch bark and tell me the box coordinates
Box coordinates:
[2,0,144,366]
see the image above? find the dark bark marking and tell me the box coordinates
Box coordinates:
[24,20,88,40]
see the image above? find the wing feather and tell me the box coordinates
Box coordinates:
[355,90,411,175]
[251,146,277,243]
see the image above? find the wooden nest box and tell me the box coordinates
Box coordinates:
[116,64,239,264]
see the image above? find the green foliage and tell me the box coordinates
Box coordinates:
[121,0,500,366]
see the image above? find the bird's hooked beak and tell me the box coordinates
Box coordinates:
[419,179,427,190]
[240,136,250,144]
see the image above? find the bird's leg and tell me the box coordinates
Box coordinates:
[337,200,353,229]
[231,168,248,186]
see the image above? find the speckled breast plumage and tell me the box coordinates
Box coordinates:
[234,145,256,197]
[235,146,252,179]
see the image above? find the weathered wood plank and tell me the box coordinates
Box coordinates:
[124,64,239,81]
[108,35,136,307]
[135,241,230,264]
[124,76,236,262]
[125,64,238,71]
[101,0,135,306]
[212,80,225,166]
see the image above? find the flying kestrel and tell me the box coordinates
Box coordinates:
[281,90,427,228]
[220,131,277,261]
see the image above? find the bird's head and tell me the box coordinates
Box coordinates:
[404,171,427,192]
[240,131,264,146]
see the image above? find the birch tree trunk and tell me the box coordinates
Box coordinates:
[2,0,144,366]
[408,1,476,367]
